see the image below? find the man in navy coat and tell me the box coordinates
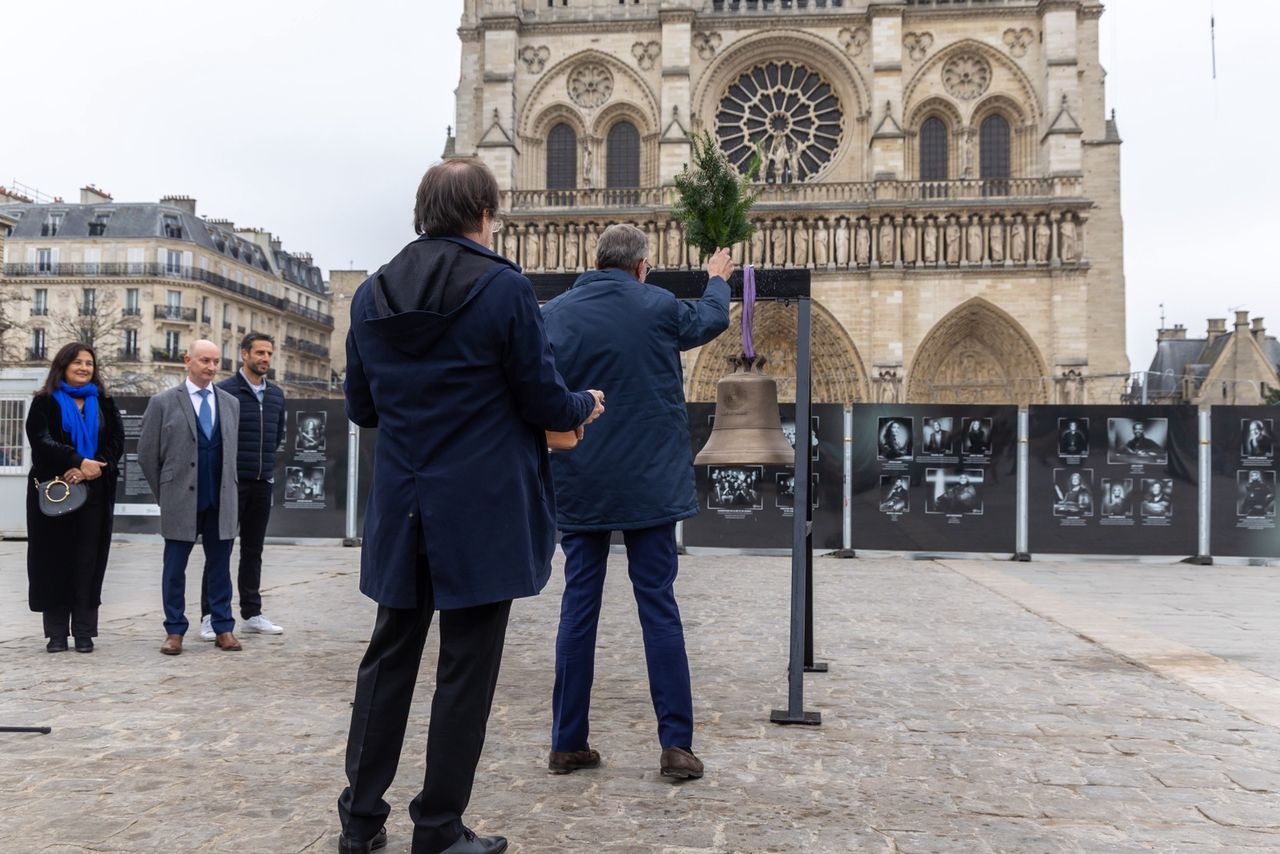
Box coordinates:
[336,159,604,854]
[541,224,731,780]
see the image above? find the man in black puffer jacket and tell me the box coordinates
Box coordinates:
[200,332,287,640]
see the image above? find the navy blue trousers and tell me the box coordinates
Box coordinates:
[162,506,234,636]
[551,523,694,752]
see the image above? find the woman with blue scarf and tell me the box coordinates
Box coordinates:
[26,342,124,653]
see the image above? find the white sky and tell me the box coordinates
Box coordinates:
[1,1,1271,373]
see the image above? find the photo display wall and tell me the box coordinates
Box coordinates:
[1028,405,1198,555]
[849,404,1018,553]
[113,396,350,538]
[1210,406,1280,558]
[682,403,844,549]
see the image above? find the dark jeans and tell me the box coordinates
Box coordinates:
[552,523,693,752]
[201,478,272,620]
[338,557,511,854]
[162,506,234,636]
[42,484,107,640]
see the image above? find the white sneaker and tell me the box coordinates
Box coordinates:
[199,614,216,642]
[243,614,284,635]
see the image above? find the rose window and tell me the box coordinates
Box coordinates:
[715,61,843,183]
[942,54,992,100]
[568,63,614,109]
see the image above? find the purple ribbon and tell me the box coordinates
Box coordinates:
[742,264,756,360]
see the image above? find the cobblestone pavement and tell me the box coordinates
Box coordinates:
[2,541,1279,853]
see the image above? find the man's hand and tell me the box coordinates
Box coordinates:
[79,459,104,480]
[705,247,734,282]
[583,390,605,425]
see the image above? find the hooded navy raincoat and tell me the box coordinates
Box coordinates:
[345,235,595,609]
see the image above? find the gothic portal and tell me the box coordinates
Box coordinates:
[452,0,1127,403]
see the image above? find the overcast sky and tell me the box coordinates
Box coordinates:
[1,1,1270,373]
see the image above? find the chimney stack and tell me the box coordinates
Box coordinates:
[0,187,33,205]
[1252,316,1266,341]
[1206,318,1227,344]
[1235,310,1252,331]
[1157,324,1187,341]
[80,185,113,204]
[160,195,197,215]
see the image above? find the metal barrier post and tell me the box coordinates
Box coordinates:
[1197,409,1212,564]
[344,421,361,547]
[833,404,855,558]
[1015,408,1030,560]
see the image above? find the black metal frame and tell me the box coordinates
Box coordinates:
[529,267,824,726]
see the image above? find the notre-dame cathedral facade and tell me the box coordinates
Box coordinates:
[450,0,1126,404]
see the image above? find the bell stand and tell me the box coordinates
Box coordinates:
[531,267,824,726]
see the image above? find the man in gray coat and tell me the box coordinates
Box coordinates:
[138,339,242,655]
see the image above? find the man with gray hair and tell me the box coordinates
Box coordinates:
[541,223,732,780]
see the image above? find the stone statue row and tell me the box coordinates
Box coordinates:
[500,211,1085,273]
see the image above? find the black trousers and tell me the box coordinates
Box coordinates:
[42,483,107,639]
[201,478,272,620]
[338,560,511,854]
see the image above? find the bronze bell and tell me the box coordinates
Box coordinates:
[694,355,796,465]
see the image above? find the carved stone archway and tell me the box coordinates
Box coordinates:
[906,298,1049,404]
[688,300,867,403]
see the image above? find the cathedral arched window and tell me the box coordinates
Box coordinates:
[919,117,948,182]
[980,114,1011,196]
[606,121,640,188]
[546,122,577,190]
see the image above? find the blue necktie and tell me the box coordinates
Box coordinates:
[197,389,214,439]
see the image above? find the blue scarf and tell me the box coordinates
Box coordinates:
[52,381,100,461]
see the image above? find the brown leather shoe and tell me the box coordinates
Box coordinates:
[214,632,242,651]
[160,634,183,655]
[660,747,703,780]
[548,747,601,774]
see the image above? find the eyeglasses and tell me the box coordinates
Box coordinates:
[639,261,651,280]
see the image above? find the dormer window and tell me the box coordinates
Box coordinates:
[87,212,110,237]
[41,212,64,237]
[162,214,183,239]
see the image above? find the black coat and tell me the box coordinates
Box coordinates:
[25,392,125,612]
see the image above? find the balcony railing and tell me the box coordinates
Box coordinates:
[30,306,48,317]
[501,177,1081,214]
[1,262,287,313]
[285,302,334,327]
[78,306,97,317]
[26,347,48,362]
[283,371,330,388]
[151,347,184,364]
[221,358,233,371]
[285,335,331,359]
[708,0,846,10]
[122,306,141,317]
[155,305,198,322]
[118,348,141,363]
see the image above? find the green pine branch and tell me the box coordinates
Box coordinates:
[672,130,760,262]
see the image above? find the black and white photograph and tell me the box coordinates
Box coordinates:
[295,411,327,453]
[780,416,821,462]
[1140,478,1173,517]
[1100,478,1135,518]
[1237,469,1276,519]
[708,465,764,511]
[920,417,954,455]
[1053,469,1095,518]
[925,468,985,516]
[960,418,993,456]
[879,474,910,514]
[284,466,326,502]
[1241,418,1275,461]
[776,472,819,510]
[877,416,913,461]
[1108,418,1169,466]
[1057,417,1091,458]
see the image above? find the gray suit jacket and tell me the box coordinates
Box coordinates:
[137,383,240,542]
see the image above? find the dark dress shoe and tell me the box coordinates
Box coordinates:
[660,746,704,780]
[74,637,94,653]
[160,634,183,655]
[46,637,68,653]
[548,747,601,774]
[214,631,242,651]
[439,827,507,854]
[337,825,386,854]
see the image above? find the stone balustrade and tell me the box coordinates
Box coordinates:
[497,206,1088,273]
